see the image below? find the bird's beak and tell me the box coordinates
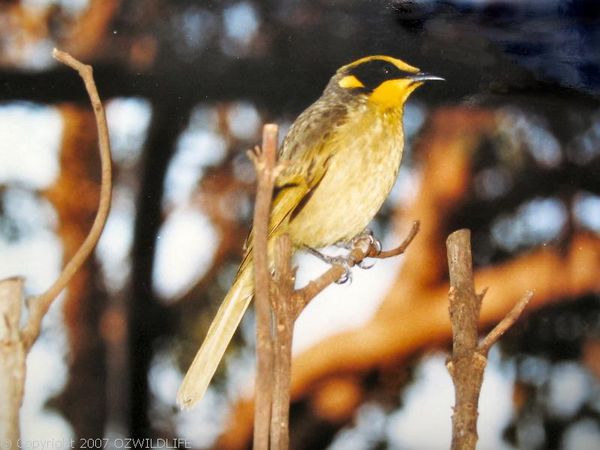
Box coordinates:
[408,72,445,83]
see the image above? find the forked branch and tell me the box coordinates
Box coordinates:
[446,229,531,450]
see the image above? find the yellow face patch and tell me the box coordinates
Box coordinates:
[368,79,422,109]
[338,75,365,89]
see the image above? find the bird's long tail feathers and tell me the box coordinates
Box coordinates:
[177,263,254,409]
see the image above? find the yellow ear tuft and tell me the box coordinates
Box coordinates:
[338,75,365,89]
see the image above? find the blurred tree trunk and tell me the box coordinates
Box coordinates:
[128,96,193,436]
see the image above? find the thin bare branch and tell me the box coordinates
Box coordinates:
[372,220,420,259]
[479,290,533,355]
[250,123,279,450]
[21,49,112,350]
[270,234,295,450]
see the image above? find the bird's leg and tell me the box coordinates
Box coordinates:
[303,247,353,284]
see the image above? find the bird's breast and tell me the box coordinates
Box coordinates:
[288,109,405,248]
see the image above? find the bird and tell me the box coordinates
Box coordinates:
[177,55,443,409]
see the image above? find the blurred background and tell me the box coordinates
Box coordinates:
[1,0,600,449]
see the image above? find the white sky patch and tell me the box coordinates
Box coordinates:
[152,207,219,300]
[403,101,426,139]
[105,97,152,166]
[562,419,600,450]
[548,362,590,418]
[388,168,421,207]
[96,186,135,292]
[149,350,183,407]
[176,386,229,449]
[388,351,514,450]
[223,2,260,45]
[574,192,600,231]
[0,103,62,189]
[164,127,227,206]
[0,232,62,295]
[227,101,261,141]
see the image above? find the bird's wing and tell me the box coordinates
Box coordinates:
[238,101,348,273]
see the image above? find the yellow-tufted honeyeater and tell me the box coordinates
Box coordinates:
[177,55,443,408]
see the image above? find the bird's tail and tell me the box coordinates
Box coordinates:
[177,262,254,409]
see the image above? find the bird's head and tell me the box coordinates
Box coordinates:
[332,55,443,109]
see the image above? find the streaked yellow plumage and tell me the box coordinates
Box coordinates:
[177,55,443,408]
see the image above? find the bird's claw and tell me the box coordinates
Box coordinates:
[357,259,375,270]
[336,266,352,284]
[304,247,353,284]
[352,229,382,256]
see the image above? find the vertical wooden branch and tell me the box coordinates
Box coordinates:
[0,277,25,445]
[270,235,295,450]
[446,229,532,450]
[251,124,279,450]
[446,230,483,450]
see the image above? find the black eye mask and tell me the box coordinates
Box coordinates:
[348,60,415,92]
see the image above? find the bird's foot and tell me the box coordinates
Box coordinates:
[304,247,353,284]
[349,229,381,269]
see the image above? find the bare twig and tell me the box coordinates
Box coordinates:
[446,229,531,450]
[479,290,532,355]
[21,49,112,350]
[249,124,279,450]
[372,220,420,259]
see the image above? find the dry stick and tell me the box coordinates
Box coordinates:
[0,277,25,445]
[270,235,295,450]
[249,124,279,450]
[21,49,113,350]
[446,229,531,450]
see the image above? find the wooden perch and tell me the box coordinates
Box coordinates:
[446,229,531,450]
[248,124,279,449]
[0,49,112,444]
